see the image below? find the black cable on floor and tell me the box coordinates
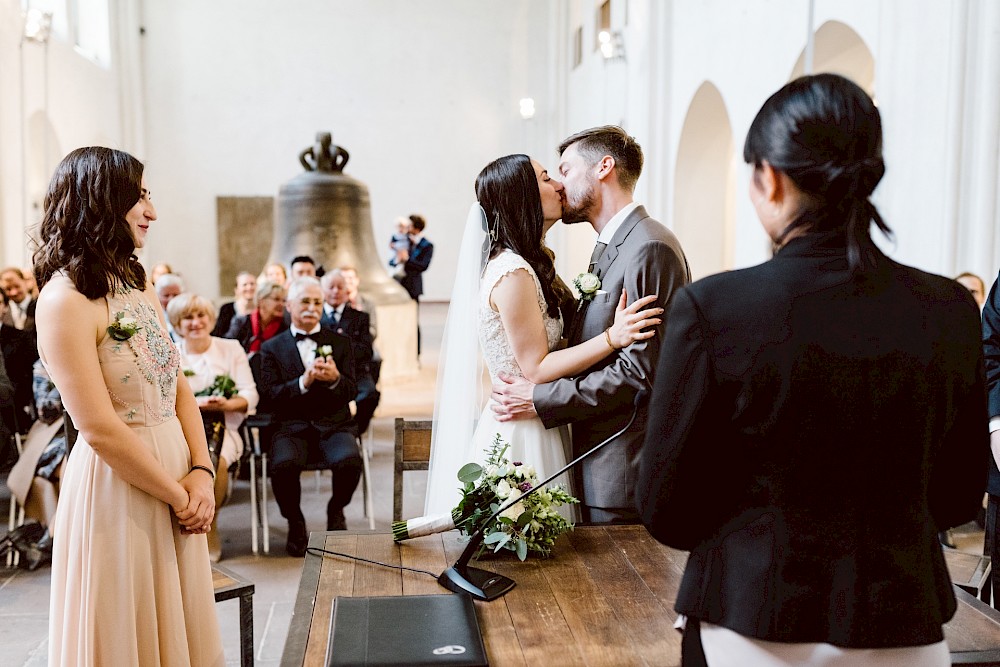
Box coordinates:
[305,546,439,579]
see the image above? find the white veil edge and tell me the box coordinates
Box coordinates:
[423,203,488,516]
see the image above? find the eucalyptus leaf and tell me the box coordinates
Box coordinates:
[483,531,506,544]
[457,463,483,483]
[516,538,528,561]
[516,510,534,529]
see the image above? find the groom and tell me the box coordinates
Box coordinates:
[492,125,691,523]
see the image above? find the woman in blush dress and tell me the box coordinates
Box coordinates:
[424,154,662,516]
[34,146,223,665]
[170,292,258,561]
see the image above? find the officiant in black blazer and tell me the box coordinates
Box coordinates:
[257,277,361,557]
[637,75,987,663]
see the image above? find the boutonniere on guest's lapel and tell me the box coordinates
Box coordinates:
[107,312,141,341]
[573,272,601,311]
[316,345,334,360]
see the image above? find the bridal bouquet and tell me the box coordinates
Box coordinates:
[392,434,577,560]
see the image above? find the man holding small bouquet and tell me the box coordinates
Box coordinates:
[257,277,361,556]
[169,292,258,561]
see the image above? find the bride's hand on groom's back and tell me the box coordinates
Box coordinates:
[491,371,537,422]
[609,292,663,350]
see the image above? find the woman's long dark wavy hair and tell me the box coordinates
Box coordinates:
[744,73,891,270]
[475,154,572,319]
[33,146,147,299]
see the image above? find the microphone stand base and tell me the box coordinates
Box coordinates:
[438,565,516,601]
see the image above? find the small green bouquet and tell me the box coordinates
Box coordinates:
[194,374,237,399]
[392,434,577,560]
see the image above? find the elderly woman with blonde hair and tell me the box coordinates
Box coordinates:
[168,292,258,561]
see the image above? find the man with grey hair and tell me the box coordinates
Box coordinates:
[257,277,361,556]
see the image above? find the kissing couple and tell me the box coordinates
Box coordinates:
[425,125,691,524]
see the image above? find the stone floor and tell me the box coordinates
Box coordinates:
[0,303,445,666]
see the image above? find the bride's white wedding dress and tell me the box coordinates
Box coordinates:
[423,250,571,516]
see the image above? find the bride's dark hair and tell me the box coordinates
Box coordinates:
[33,146,147,299]
[475,154,572,319]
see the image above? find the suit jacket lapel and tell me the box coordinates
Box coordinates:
[592,205,648,279]
[277,332,306,376]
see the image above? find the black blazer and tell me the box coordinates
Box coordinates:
[981,271,1000,496]
[1,325,38,428]
[256,328,356,430]
[212,301,237,338]
[636,231,987,647]
[396,237,433,299]
[321,306,373,373]
[225,311,289,353]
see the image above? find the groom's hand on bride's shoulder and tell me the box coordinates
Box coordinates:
[491,371,537,421]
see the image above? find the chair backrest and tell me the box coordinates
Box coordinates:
[393,418,432,521]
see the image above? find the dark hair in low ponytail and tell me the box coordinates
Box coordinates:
[743,73,891,270]
[475,154,572,318]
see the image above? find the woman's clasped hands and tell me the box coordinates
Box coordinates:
[172,470,216,535]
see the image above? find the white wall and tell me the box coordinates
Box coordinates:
[139,0,554,301]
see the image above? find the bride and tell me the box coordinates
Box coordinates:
[424,154,662,516]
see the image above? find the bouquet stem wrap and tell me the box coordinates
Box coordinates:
[392,508,463,542]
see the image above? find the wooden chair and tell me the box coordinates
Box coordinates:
[393,418,432,521]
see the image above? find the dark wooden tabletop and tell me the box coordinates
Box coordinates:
[282,526,1000,667]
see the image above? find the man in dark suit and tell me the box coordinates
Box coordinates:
[491,126,691,523]
[981,271,1000,606]
[321,270,380,435]
[391,214,433,354]
[1,267,36,333]
[257,277,362,557]
[0,287,37,432]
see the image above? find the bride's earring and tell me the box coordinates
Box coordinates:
[490,212,500,243]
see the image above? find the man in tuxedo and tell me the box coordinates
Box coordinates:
[257,277,362,556]
[391,215,434,354]
[321,270,380,434]
[492,125,691,523]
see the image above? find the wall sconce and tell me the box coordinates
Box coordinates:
[519,98,536,120]
[22,8,53,44]
[598,30,625,62]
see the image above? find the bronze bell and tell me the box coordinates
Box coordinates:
[269,131,417,377]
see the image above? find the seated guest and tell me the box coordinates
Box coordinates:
[341,265,381,383]
[169,293,259,562]
[290,255,318,280]
[1,266,37,332]
[257,277,361,556]
[0,351,15,468]
[225,279,288,356]
[261,262,288,287]
[956,271,986,309]
[0,288,38,431]
[7,360,68,527]
[149,261,174,286]
[154,273,184,341]
[321,270,380,434]
[213,271,257,337]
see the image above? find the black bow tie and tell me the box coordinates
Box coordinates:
[294,332,317,342]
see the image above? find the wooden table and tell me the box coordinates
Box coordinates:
[282,526,1000,667]
[212,562,255,667]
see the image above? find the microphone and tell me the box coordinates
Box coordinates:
[438,389,648,601]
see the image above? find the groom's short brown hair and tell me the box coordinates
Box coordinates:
[558,125,643,193]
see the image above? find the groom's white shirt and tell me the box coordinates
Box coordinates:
[596,201,640,245]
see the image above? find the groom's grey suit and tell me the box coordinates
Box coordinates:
[533,205,690,521]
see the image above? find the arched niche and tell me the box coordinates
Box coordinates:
[789,20,875,93]
[673,81,736,280]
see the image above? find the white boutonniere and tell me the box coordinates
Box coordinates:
[573,272,601,310]
[316,345,333,360]
[107,312,141,341]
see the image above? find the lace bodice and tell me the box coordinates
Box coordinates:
[479,251,563,382]
[100,288,180,426]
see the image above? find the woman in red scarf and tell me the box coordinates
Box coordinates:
[224,279,288,355]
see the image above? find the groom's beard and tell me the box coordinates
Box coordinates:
[561,182,598,225]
